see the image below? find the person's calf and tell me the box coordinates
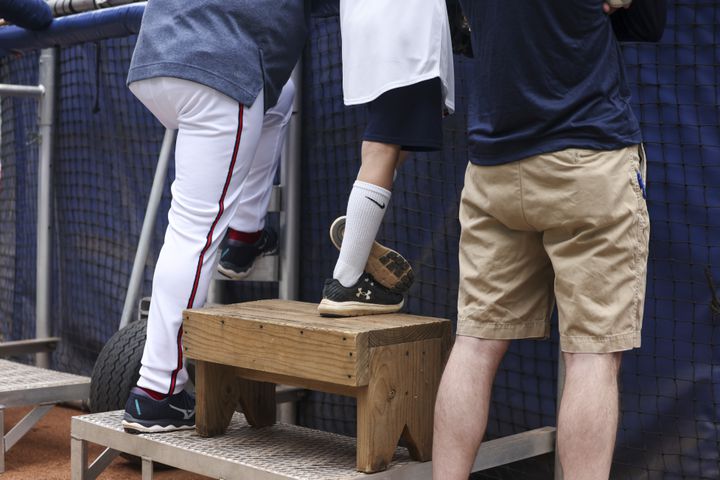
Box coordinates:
[432,337,510,480]
[557,351,623,480]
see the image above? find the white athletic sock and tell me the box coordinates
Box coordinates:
[333,180,392,287]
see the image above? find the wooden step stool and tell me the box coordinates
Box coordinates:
[183,299,451,473]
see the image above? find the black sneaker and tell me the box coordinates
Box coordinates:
[122,387,195,434]
[318,272,404,317]
[217,227,278,280]
[329,216,414,293]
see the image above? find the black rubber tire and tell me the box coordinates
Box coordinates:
[89,319,147,413]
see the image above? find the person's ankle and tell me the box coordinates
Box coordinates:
[228,228,262,244]
[139,386,167,400]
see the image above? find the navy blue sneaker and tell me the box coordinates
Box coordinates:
[122,387,195,434]
[318,272,404,317]
[217,227,278,280]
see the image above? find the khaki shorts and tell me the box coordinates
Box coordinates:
[457,145,650,353]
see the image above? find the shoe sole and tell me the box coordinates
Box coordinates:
[217,263,254,280]
[317,298,404,317]
[122,419,195,434]
[329,216,414,293]
[216,248,278,281]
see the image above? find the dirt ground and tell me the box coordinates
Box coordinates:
[2,405,212,479]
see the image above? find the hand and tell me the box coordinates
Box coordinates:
[603,1,632,14]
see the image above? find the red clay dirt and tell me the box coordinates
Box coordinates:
[3,405,212,479]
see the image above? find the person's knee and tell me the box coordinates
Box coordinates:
[563,351,622,380]
[452,336,510,364]
[362,141,401,161]
[272,78,296,118]
[358,141,402,185]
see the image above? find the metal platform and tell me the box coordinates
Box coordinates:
[0,358,91,472]
[72,410,415,480]
[71,410,556,480]
[0,359,90,406]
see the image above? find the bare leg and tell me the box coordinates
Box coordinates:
[557,352,622,480]
[357,141,402,189]
[433,336,510,480]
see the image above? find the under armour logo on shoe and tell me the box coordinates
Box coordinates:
[356,288,372,300]
[169,404,195,420]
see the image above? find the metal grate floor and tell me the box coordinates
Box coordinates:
[75,410,417,479]
[0,359,89,393]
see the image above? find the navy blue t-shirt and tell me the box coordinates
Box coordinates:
[459,1,663,166]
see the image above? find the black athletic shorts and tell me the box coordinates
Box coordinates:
[363,77,443,152]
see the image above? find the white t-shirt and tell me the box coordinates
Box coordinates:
[340,0,455,113]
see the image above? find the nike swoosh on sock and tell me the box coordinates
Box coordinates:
[365,196,386,209]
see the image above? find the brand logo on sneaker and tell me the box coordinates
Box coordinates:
[356,288,372,300]
[365,196,386,209]
[169,404,195,420]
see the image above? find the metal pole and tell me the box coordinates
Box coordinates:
[278,63,302,301]
[35,48,57,369]
[554,346,566,480]
[118,128,175,330]
[0,84,45,98]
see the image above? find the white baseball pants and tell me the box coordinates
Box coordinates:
[129,76,293,394]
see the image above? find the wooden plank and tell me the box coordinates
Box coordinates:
[234,367,359,398]
[186,300,448,340]
[183,300,450,387]
[189,305,447,356]
[184,314,366,387]
[366,322,449,348]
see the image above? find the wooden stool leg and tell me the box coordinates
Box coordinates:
[194,360,239,437]
[237,377,276,427]
[356,339,443,472]
[400,338,443,462]
[357,385,401,473]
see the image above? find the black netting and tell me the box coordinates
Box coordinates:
[0,37,170,373]
[0,36,279,374]
[52,39,169,372]
[611,2,720,478]
[0,1,718,478]
[1,51,41,346]
[296,4,719,479]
